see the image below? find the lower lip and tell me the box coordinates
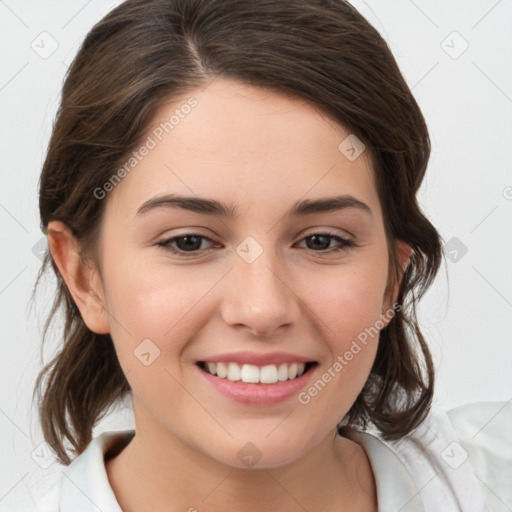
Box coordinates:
[195,364,316,405]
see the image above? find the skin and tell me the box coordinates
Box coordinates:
[48,77,411,512]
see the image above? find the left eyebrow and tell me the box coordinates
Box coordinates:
[135,193,373,219]
[287,195,373,218]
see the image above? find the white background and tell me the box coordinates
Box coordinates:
[1,0,511,509]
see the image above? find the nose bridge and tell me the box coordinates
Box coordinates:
[221,235,299,336]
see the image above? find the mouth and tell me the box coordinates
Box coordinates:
[196,360,318,384]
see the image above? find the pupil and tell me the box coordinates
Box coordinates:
[178,235,201,251]
[308,234,330,250]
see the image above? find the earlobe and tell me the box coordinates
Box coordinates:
[47,220,110,334]
[396,240,413,273]
[381,240,413,322]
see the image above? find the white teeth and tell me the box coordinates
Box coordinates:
[216,362,228,378]
[227,362,241,381]
[260,365,278,384]
[277,363,288,381]
[202,361,311,384]
[241,364,260,383]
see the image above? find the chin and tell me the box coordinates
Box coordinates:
[202,433,314,470]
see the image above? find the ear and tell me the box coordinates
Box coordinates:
[47,220,110,334]
[381,240,413,324]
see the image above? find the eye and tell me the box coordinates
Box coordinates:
[296,232,355,253]
[156,234,215,256]
[156,231,355,258]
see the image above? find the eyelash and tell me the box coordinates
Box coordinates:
[156,231,356,258]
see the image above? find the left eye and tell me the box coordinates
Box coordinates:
[156,232,355,256]
[296,233,354,252]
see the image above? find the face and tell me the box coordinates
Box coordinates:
[67,78,408,468]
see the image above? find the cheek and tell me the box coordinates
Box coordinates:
[102,257,221,358]
[303,259,388,345]
[297,259,388,402]
[101,266,207,416]
[296,279,384,424]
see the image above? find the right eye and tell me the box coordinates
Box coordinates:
[156,234,216,256]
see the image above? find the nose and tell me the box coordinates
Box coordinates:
[220,246,301,338]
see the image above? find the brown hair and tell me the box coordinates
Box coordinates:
[32,0,443,465]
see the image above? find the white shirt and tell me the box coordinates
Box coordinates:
[30,401,512,511]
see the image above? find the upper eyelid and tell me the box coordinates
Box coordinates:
[158,231,353,250]
[159,230,352,242]
[158,225,354,240]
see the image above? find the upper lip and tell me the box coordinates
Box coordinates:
[197,351,316,366]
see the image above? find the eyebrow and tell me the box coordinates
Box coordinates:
[135,193,373,219]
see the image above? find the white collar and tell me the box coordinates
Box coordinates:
[59,430,133,512]
[52,404,486,511]
[55,428,423,511]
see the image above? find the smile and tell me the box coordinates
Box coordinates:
[195,358,319,404]
[197,361,316,384]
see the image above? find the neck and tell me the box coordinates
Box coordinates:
[106,422,377,512]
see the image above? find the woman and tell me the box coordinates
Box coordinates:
[31,0,510,510]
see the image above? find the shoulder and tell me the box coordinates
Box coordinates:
[31,482,60,511]
[30,429,134,512]
[347,400,511,511]
[447,400,512,512]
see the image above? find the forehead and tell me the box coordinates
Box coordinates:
[105,78,381,222]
